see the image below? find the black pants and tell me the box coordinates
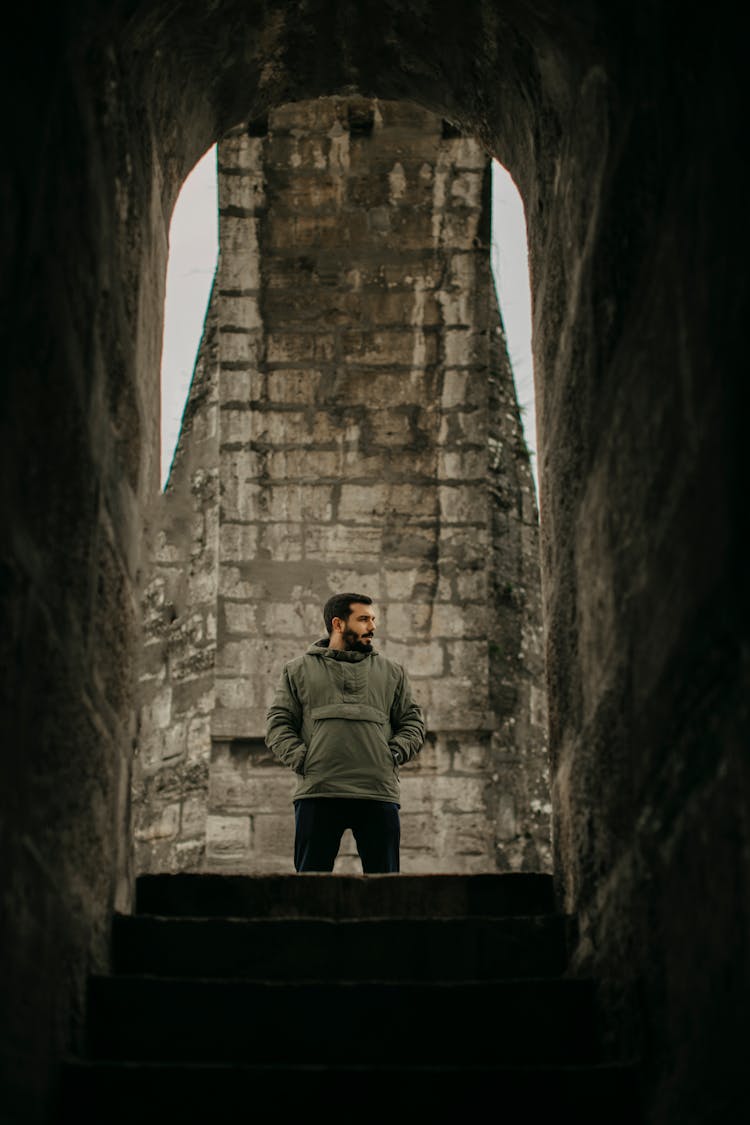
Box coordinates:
[294,798,400,873]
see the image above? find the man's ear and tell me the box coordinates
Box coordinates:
[332,615,345,633]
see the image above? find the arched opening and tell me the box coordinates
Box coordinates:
[160,148,219,489]
[139,98,548,878]
[161,151,536,493]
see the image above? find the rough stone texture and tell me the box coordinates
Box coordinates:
[0,4,745,1123]
[133,309,220,874]
[133,99,548,877]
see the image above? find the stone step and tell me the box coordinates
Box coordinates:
[59,1061,641,1123]
[86,976,597,1065]
[113,913,571,980]
[135,871,556,919]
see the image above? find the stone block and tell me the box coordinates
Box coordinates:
[219,406,254,445]
[228,483,333,525]
[441,811,494,856]
[435,287,473,327]
[383,566,438,601]
[439,208,480,250]
[160,719,187,761]
[219,523,259,563]
[450,737,492,772]
[215,645,260,691]
[305,524,383,561]
[219,171,265,213]
[383,639,444,677]
[185,567,217,611]
[338,483,437,524]
[444,640,489,683]
[221,296,262,332]
[437,449,487,481]
[264,601,323,636]
[211,706,273,740]
[266,332,336,365]
[438,525,490,564]
[430,602,486,638]
[436,696,494,739]
[219,133,261,169]
[267,449,341,480]
[220,208,261,250]
[320,568,380,599]
[219,252,260,295]
[341,448,435,480]
[149,688,172,730]
[400,737,451,774]
[448,138,488,171]
[234,409,332,449]
[340,328,437,368]
[257,523,305,561]
[455,569,488,602]
[373,206,436,249]
[221,601,257,636]
[206,814,251,857]
[402,774,489,816]
[494,792,518,840]
[218,327,263,366]
[221,563,267,601]
[449,171,484,209]
[439,485,488,525]
[441,371,486,411]
[366,289,441,327]
[210,766,296,814]
[251,813,295,860]
[438,410,487,447]
[444,329,484,368]
[381,525,439,563]
[153,531,182,565]
[135,802,180,842]
[384,602,433,638]
[214,675,258,711]
[266,370,323,404]
[180,794,208,839]
[317,369,430,410]
[186,715,212,763]
[275,173,346,214]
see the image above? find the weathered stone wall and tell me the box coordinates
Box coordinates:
[134,309,220,870]
[2,4,745,1121]
[134,98,548,875]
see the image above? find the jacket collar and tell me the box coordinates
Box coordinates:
[306,638,375,663]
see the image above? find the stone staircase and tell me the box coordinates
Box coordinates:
[59,873,641,1121]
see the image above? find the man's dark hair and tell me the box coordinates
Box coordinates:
[323,592,373,634]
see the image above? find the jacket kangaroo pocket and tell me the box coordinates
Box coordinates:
[302,715,395,786]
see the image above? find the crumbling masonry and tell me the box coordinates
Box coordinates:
[134,98,549,874]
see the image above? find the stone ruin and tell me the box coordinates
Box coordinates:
[133,97,549,875]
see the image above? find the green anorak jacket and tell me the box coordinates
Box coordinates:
[265,639,425,803]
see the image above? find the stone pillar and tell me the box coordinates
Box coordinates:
[134,97,550,874]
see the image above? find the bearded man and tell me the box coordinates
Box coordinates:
[265,592,425,873]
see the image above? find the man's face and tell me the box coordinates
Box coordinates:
[338,603,376,652]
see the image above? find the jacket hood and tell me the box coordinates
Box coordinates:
[306,638,375,663]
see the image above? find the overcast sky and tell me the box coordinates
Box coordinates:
[160,150,536,491]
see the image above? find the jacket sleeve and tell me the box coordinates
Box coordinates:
[388,666,425,765]
[265,666,307,774]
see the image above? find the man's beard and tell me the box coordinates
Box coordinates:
[343,629,373,653]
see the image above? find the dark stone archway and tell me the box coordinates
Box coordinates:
[1,3,745,1121]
